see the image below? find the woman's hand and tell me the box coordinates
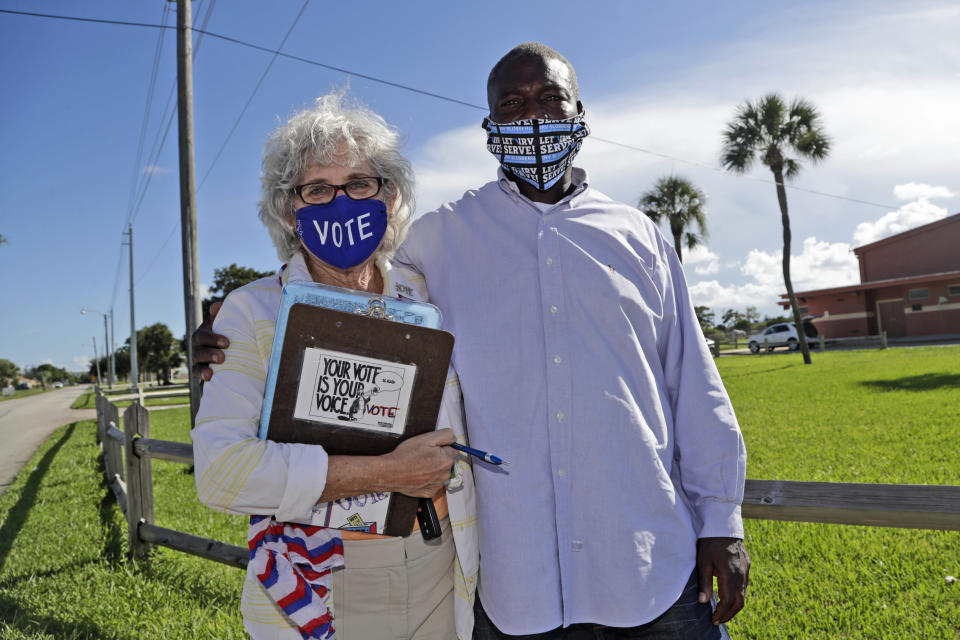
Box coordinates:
[320,429,458,502]
[383,429,458,498]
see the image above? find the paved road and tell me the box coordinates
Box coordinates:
[0,386,95,496]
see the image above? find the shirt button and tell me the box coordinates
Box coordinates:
[550,305,558,315]
[557,468,566,478]
[554,356,562,365]
[556,411,564,421]
[545,258,553,266]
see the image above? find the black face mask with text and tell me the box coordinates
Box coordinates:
[482,112,590,191]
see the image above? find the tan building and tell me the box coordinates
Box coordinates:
[778,213,960,339]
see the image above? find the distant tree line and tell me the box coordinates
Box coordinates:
[694,305,792,341]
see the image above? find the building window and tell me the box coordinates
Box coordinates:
[912,304,923,312]
[949,284,960,297]
[798,306,808,315]
[908,288,928,300]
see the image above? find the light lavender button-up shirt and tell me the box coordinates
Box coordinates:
[395,168,745,634]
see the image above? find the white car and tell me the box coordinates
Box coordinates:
[748,321,818,353]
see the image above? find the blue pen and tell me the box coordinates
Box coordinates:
[450,442,509,466]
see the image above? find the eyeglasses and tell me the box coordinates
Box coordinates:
[293,177,386,205]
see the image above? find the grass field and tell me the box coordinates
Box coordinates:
[71,390,189,410]
[0,388,54,403]
[1,346,958,638]
[720,346,959,639]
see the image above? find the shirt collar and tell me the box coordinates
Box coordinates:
[281,251,391,294]
[496,167,590,210]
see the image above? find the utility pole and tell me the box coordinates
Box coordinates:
[92,336,102,388]
[101,313,112,389]
[177,0,202,423]
[128,224,139,392]
[81,307,113,388]
[109,310,116,391]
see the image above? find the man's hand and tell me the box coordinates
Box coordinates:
[697,536,750,625]
[382,429,458,498]
[192,301,230,381]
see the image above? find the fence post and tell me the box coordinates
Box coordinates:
[95,390,104,444]
[101,399,121,483]
[124,401,155,559]
[881,331,888,350]
[819,333,825,352]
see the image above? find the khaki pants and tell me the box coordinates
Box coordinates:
[242,518,455,640]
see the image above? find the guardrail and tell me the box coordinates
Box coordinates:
[94,390,960,569]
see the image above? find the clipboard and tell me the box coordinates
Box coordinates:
[258,281,454,537]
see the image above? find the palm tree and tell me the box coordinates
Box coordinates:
[638,176,708,264]
[720,93,830,365]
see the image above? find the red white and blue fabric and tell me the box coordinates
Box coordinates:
[248,515,345,639]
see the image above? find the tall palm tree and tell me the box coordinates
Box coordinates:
[720,93,830,365]
[638,176,708,264]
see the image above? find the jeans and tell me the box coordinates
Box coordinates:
[472,570,728,640]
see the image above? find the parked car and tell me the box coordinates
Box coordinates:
[748,321,818,353]
[53,381,64,388]
[705,337,719,357]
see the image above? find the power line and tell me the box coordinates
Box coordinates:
[197,0,310,191]
[593,136,900,209]
[128,0,216,227]
[3,6,902,213]
[0,8,483,110]
[125,3,171,227]
[137,0,305,285]
[136,224,179,286]
[114,1,217,307]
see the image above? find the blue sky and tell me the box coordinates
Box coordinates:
[1,1,958,373]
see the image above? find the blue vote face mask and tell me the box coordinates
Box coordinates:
[295,196,388,270]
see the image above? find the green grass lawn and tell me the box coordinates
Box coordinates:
[0,388,54,403]
[0,407,247,639]
[1,347,958,638]
[719,346,960,639]
[71,392,189,410]
[70,389,95,409]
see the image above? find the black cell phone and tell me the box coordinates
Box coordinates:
[417,498,442,540]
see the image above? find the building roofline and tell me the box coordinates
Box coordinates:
[853,212,960,256]
[778,270,960,301]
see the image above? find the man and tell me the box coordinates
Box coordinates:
[196,43,749,638]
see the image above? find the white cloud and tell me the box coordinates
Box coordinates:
[143,165,172,175]
[689,279,775,312]
[684,245,720,275]
[199,283,212,300]
[412,126,494,214]
[892,182,956,201]
[852,198,948,245]
[72,355,90,369]
[741,238,859,291]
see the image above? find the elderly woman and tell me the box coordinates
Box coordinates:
[192,93,478,640]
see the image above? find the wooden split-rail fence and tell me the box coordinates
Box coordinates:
[95,390,960,568]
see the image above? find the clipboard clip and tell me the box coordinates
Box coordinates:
[356,296,395,321]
